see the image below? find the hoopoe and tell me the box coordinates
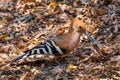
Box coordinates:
[10,10,95,63]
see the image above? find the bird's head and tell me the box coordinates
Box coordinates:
[64,10,95,43]
[64,10,86,34]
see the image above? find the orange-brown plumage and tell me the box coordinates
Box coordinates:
[54,12,87,53]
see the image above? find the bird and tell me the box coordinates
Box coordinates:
[10,10,96,63]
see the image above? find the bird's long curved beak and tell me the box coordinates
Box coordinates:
[84,31,102,55]
[84,31,95,43]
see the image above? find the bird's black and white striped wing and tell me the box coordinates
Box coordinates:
[11,40,67,62]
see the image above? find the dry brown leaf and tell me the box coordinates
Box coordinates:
[90,65,104,73]
[0,34,13,41]
[17,40,25,49]
[0,34,9,40]
[100,46,114,55]
[49,1,57,10]
[0,53,9,59]
[20,72,35,80]
[48,1,59,15]
[96,8,106,15]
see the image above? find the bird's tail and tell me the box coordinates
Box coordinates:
[10,51,31,63]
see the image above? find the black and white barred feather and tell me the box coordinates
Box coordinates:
[11,40,67,62]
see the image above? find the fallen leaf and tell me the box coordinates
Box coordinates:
[17,41,25,49]
[49,1,57,10]
[20,72,35,80]
[0,34,9,40]
[90,65,104,73]
[68,64,77,70]
[48,1,58,15]
[96,8,106,15]
[100,46,113,55]
[0,53,9,59]
[0,34,13,41]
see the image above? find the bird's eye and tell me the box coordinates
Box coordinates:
[79,26,82,29]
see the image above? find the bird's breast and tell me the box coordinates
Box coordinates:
[68,32,80,50]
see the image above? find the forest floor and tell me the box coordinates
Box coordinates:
[0,0,120,80]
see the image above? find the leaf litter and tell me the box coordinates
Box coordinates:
[0,0,120,80]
